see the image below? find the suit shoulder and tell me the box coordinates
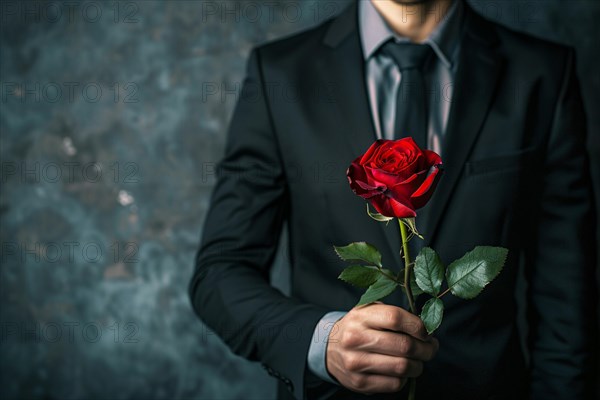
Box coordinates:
[478,12,574,66]
[250,16,335,66]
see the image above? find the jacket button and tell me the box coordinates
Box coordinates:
[261,364,275,376]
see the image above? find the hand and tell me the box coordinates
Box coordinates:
[326,303,439,394]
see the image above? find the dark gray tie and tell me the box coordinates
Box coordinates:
[380,41,433,149]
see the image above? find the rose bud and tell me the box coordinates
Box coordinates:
[347,137,443,218]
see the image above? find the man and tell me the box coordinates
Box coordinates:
[189,0,597,398]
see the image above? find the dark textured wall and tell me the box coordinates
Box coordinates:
[1,1,598,399]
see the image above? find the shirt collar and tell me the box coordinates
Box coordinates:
[359,0,464,69]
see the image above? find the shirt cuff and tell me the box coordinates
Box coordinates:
[307,311,348,385]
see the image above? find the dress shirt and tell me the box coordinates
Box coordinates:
[364,0,463,154]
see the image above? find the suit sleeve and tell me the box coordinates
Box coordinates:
[527,48,598,399]
[189,48,329,399]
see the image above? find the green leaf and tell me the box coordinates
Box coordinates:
[334,242,382,268]
[338,265,380,288]
[357,274,398,306]
[414,247,445,296]
[446,246,508,299]
[420,298,444,334]
[366,204,394,222]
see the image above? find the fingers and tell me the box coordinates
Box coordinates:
[329,303,440,395]
[359,304,429,341]
[346,328,438,361]
[345,373,406,394]
[344,352,423,378]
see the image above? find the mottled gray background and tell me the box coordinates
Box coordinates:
[0,1,598,399]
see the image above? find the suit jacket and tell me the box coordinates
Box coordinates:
[189,2,597,399]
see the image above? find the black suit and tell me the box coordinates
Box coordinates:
[189,2,597,399]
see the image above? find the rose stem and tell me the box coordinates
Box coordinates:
[409,379,417,399]
[399,219,416,314]
[399,218,417,400]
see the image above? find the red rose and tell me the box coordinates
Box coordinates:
[347,138,443,218]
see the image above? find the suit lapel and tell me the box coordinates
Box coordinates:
[320,2,404,270]
[321,2,377,158]
[424,7,505,246]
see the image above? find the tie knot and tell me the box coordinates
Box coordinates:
[379,41,433,70]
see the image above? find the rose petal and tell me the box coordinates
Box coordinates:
[369,194,417,219]
[347,162,368,193]
[348,162,387,199]
[386,171,425,199]
[356,180,385,192]
[368,166,408,189]
[410,165,443,209]
[386,182,419,212]
[354,180,386,199]
[360,139,387,165]
[422,149,442,166]
[393,153,424,180]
